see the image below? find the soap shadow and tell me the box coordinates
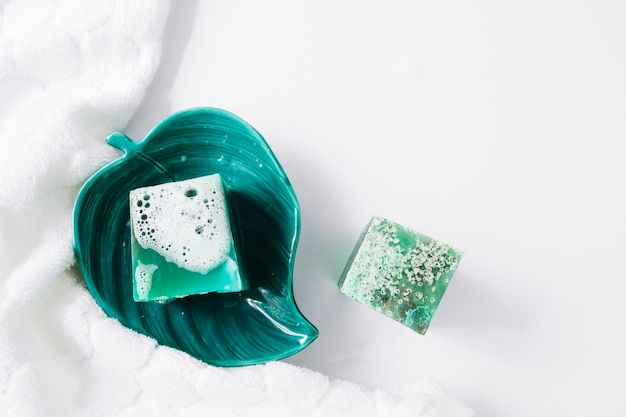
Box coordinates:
[432,270,541,361]
[124,0,200,139]
[433,272,529,331]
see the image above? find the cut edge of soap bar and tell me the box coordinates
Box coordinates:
[129,174,248,302]
[339,216,463,335]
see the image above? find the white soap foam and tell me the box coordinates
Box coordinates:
[130,174,232,274]
[135,261,157,299]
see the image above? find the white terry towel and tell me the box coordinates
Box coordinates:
[0,1,474,416]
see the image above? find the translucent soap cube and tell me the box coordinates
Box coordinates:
[339,216,463,334]
[129,174,247,302]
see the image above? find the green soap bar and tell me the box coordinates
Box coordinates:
[339,216,463,334]
[129,174,247,302]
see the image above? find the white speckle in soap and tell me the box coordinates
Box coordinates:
[135,261,157,299]
[130,174,232,274]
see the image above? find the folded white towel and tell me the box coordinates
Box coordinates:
[0,1,473,416]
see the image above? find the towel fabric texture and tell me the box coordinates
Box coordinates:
[0,1,473,416]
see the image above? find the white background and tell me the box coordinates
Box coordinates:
[125,1,626,416]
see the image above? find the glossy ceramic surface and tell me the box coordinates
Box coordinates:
[73,107,318,366]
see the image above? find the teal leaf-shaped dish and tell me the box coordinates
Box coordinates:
[73,107,318,366]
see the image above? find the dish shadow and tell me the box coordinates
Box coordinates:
[277,144,357,285]
[277,144,374,372]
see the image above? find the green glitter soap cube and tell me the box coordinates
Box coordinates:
[129,174,248,302]
[339,216,463,334]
